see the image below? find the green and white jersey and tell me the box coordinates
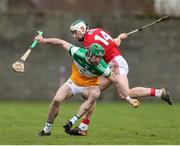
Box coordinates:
[68,45,111,78]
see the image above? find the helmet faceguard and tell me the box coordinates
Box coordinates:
[86,43,105,65]
[70,19,89,35]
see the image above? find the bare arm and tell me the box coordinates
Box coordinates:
[113,33,128,47]
[36,35,72,50]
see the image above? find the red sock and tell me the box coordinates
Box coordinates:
[151,88,156,96]
[82,119,90,125]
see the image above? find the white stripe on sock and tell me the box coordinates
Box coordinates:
[70,115,79,125]
[155,89,163,97]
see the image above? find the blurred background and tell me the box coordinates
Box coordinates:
[0,0,180,102]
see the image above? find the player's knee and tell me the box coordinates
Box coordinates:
[90,90,100,99]
[89,92,100,103]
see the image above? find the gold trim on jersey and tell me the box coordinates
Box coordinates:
[70,63,99,86]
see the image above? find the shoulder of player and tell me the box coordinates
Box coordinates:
[84,28,103,43]
[69,45,87,55]
[98,59,108,67]
[86,28,101,35]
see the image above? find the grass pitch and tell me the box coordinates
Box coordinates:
[0,101,179,145]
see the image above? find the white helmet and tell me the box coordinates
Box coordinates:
[70,19,89,35]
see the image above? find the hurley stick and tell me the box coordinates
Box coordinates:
[12,31,43,73]
[127,16,170,36]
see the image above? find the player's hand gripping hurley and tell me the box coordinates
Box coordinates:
[12,31,43,73]
[127,16,170,36]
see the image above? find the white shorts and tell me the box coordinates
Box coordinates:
[65,79,91,95]
[108,55,129,75]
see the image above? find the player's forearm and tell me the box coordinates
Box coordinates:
[113,37,122,47]
[42,38,72,49]
[113,33,128,47]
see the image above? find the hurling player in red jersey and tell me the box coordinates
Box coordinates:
[67,19,173,136]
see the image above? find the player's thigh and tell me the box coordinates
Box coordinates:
[114,74,129,92]
[54,83,73,102]
[108,56,129,91]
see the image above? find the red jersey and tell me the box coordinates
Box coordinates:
[83,28,122,63]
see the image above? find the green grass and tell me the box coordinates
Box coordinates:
[0,101,180,145]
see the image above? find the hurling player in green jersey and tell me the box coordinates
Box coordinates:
[35,35,140,136]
